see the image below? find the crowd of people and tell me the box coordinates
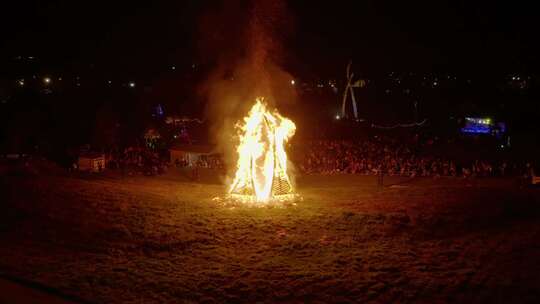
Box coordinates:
[77,134,535,180]
[173,155,224,170]
[106,146,167,176]
[294,138,534,178]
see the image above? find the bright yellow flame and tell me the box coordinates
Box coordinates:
[229,98,296,203]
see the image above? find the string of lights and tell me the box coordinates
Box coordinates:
[371,119,428,129]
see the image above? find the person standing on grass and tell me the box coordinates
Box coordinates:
[192,161,200,182]
[377,163,385,187]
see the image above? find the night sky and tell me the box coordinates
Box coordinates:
[1,0,538,77]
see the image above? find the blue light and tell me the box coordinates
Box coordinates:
[461,117,493,134]
[461,126,491,134]
[156,104,164,116]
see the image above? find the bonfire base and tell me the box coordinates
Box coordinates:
[214,193,302,207]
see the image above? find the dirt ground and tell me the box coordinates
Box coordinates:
[1,169,540,303]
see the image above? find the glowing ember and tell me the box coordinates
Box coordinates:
[229,98,296,203]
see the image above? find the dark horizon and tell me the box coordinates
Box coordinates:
[1,0,538,77]
[1,0,540,152]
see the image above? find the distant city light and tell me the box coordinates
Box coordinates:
[335,114,341,120]
[108,80,112,84]
[43,77,51,84]
[291,79,295,85]
[18,79,24,86]
[128,82,136,88]
[171,65,176,70]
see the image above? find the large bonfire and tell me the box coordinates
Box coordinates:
[229,97,296,203]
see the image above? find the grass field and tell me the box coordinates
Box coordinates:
[1,169,540,303]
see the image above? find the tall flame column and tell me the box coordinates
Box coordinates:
[229,98,296,203]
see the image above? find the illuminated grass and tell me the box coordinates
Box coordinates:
[1,173,539,303]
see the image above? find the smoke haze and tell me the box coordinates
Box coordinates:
[197,0,296,174]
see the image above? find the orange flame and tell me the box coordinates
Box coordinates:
[229,98,296,203]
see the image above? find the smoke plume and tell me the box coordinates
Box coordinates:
[197,0,296,174]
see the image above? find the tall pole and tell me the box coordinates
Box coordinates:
[341,61,353,118]
[350,86,358,119]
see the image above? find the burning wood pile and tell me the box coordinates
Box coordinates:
[228,98,297,203]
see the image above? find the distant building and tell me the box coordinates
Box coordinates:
[78,153,105,172]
